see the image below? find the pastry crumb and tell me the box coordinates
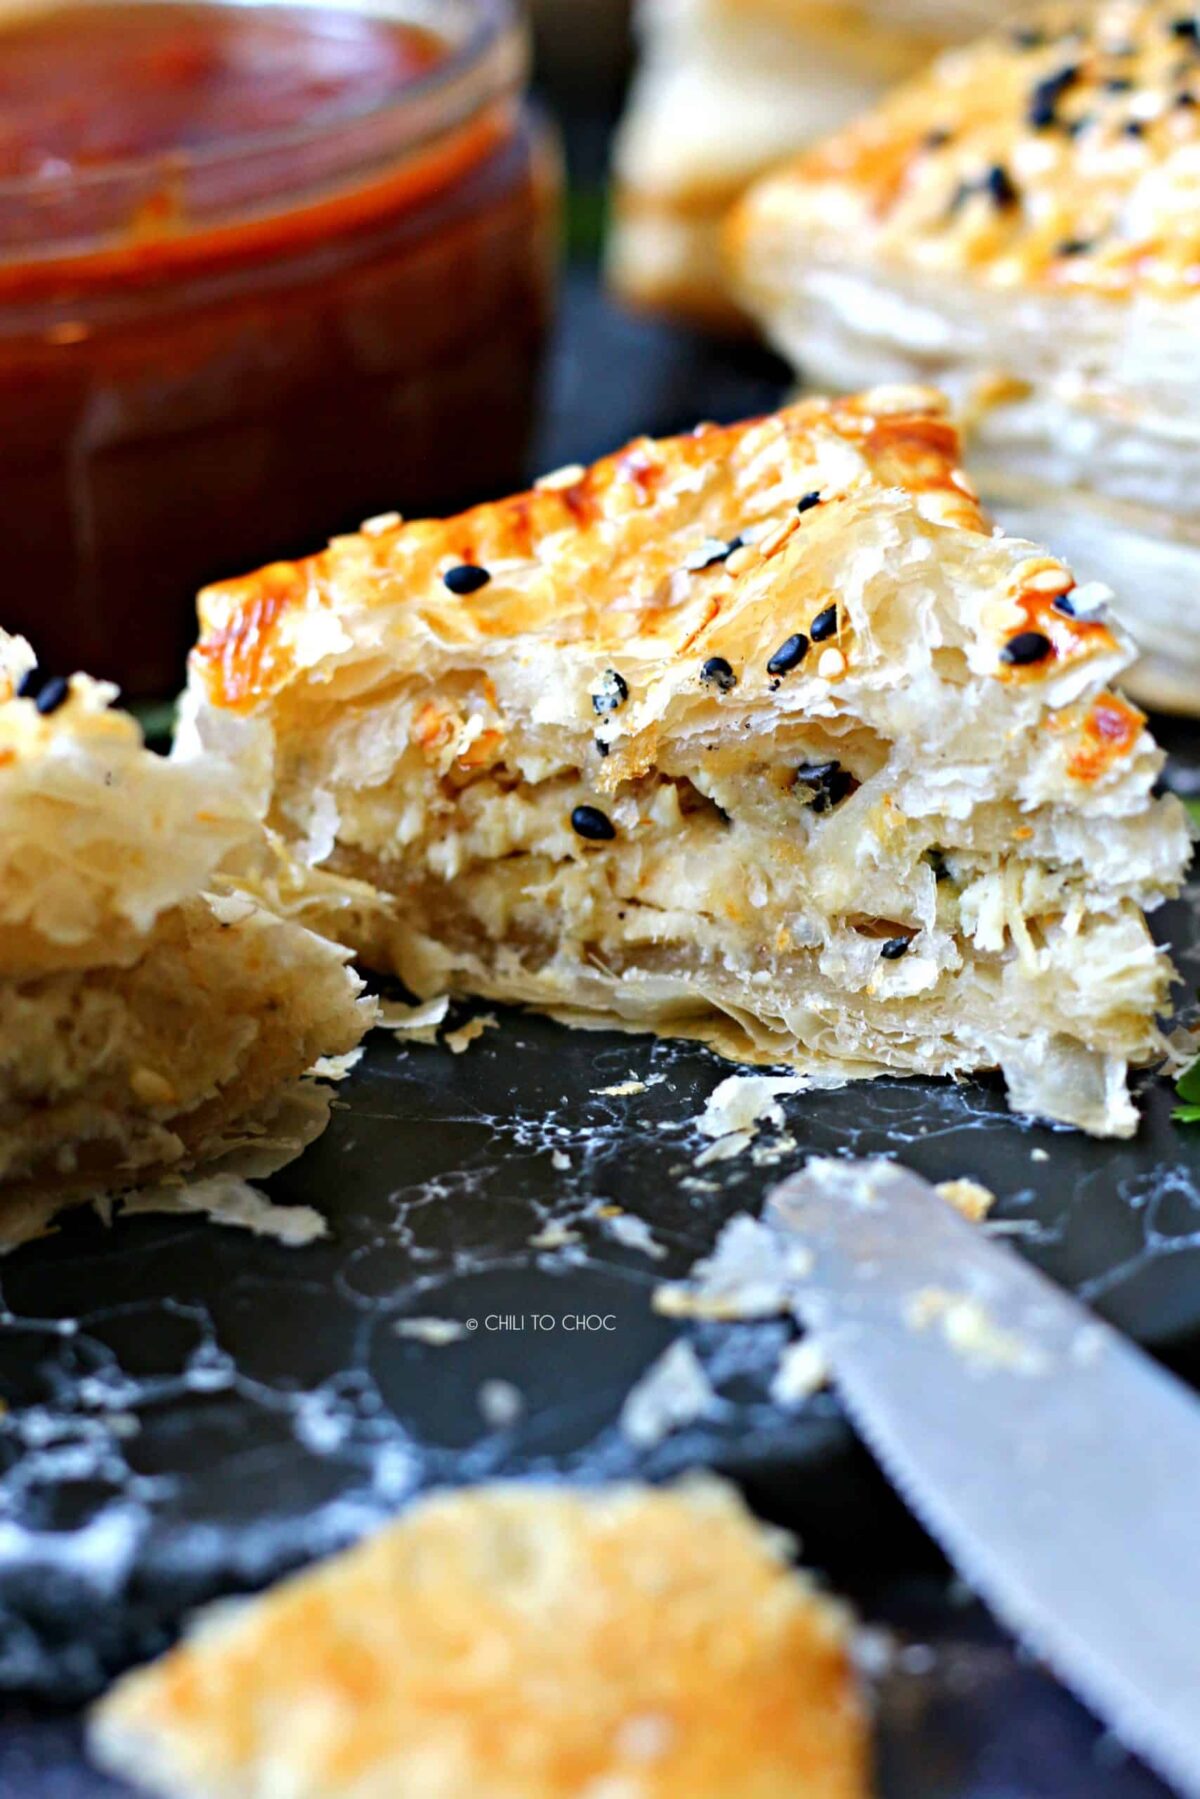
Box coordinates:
[934,1176,996,1222]
[444,1012,498,1055]
[394,1317,469,1346]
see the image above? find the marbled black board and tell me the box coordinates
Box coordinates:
[2,275,1196,1797]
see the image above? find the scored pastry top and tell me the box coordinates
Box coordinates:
[189,389,1136,794]
[730,0,1200,299]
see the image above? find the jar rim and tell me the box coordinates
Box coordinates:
[0,0,525,260]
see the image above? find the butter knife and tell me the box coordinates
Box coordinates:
[767,1157,1200,1799]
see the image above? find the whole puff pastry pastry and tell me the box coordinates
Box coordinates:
[180,390,1189,1138]
[607,0,1046,328]
[729,0,1200,712]
[90,1478,868,1799]
[0,633,372,1226]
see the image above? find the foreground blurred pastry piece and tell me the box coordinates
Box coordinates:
[0,633,372,1226]
[730,0,1200,711]
[91,1478,868,1799]
[182,391,1188,1136]
[608,0,1043,327]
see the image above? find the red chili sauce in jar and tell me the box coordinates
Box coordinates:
[0,0,558,694]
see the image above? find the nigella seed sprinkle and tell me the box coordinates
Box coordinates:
[16,667,39,698]
[591,669,628,715]
[767,633,809,676]
[595,738,610,758]
[1001,630,1053,666]
[796,490,822,513]
[1057,237,1094,256]
[1105,76,1133,91]
[880,937,911,960]
[985,164,1019,208]
[1052,592,1077,616]
[34,675,69,715]
[442,563,490,595]
[796,760,855,813]
[1124,118,1147,136]
[571,805,615,842]
[1178,89,1198,104]
[1028,65,1079,128]
[810,604,838,642]
[1171,15,1200,40]
[700,656,737,692]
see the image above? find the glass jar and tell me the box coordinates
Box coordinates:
[0,0,559,695]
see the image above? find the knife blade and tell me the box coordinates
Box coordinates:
[766,1157,1200,1799]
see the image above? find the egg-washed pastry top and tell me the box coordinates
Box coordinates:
[91,1478,868,1799]
[728,0,1200,712]
[0,631,371,1221]
[180,389,1190,1137]
[734,0,1200,300]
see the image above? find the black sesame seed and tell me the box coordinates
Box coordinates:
[796,760,855,813]
[591,669,628,715]
[571,804,615,842]
[796,759,838,784]
[1171,15,1200,40]
[985,164,1019,208]
[1052,591,1078,616]
[1177,88,1198,104]
[1105,76,1133,91]
[1123,118,1147,136]
[595,737,610,758]
[700,655,737,692]
[442,563,490,595]
[1000,630,1053,666]
[880,937,911,960]
[34,675,69,715]
[766,633,809,677]
[796,490,822,513]
[810,604,838,642]
[1012,25,1046,48]
[1056,237,1094,256]
[16,667,39,698]
[1028,65,1079,128]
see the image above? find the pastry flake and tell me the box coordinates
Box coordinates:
[729,0,1200,710]
[181,393,1190,1137]
[90,1478,868,1799]
[0,633,373,1219]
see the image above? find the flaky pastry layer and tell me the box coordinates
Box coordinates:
[0,633,372,1209]
[182,391,1189,1136]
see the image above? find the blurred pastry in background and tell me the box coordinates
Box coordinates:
[607,0,1044,328]
[730,0,1200,714]
[91,1478,869,1799]
[0,633,372,1235]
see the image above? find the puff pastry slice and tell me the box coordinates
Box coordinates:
[608,0,1046,326]
[90,1478,868,1799]
[729,0,1200,710]
[0,633,373,1226]
[181,391,1190,1137]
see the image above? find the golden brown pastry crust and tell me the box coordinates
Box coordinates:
[90,1479,869,1799]
[731,0,1200,302]
[180,390,1189,1137]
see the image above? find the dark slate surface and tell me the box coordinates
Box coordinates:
[0,272,1195,1796]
